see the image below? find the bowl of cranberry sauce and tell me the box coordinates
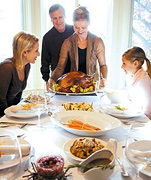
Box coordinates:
[36,155,64,178]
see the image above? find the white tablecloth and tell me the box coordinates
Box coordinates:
[1,94,151,180]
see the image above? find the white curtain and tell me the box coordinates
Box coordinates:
[22,0,46,90]
[106,0,132,89]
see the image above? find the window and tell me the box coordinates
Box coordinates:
[131,0,151,60]
[44,0,76,31]
[44,0,111,42]
[0,0,22,62]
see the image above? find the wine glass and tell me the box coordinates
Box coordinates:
[0,130,22,180]
[30,90,46,129]
[46,82,56,114]
[95,79,105,111]
[125,122,151,179]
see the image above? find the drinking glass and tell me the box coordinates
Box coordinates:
[95,79,105,111]
[30,90,46,129]
[46,82,56,114]
[125,122,151,179]
[0,130,22,180]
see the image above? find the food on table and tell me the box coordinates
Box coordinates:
[25,94,45,103]
[83,158,112,172]
[66,119,101,131]
[70,138,104,159]
[25,94,50,104]
[55,71,96,93]
[36,155,64,179]
[115,105,127,111]
[21,103,36,110]
[62,102,93,111]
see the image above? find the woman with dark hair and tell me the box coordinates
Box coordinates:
[121,46,151,119]
[0,31,40,116]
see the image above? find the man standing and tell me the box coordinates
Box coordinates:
[41,4,74,84]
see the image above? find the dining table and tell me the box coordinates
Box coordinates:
[0,93,151,180]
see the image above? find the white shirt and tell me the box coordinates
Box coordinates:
[126,68,151,119]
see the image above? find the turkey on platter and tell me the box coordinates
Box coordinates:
[55,71,96,93]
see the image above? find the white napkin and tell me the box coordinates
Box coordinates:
[0,143,30,157]
[131,149,151,158]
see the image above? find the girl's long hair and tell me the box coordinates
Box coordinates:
[123,46,151,78]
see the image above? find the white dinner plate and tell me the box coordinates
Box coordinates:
[4,105,45,119]
[56,91,96,96]
[102,104,144,119]
[51,111,121,136]
[63,137,107,162]
[0,138,31,170]
[0,126,25,137]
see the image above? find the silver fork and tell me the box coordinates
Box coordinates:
[116,157,129,177]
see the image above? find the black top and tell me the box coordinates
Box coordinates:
[78,47,87,74]
[0,58,30,116]
[40,24,74,82]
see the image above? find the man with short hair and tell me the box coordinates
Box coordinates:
[41,4,74,84]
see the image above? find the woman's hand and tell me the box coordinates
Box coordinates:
[46,78,55,92]
[100,78,107,88]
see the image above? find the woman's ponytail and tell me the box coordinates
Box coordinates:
[145,58,151,79]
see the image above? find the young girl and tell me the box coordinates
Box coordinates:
[0,32,40,116]
[121,47,151,119]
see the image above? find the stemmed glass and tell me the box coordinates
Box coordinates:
[0,130,22,180]
[30,90,46,130]
[45,82,56,114]
[125,122,151,179]
[95,79,105,111]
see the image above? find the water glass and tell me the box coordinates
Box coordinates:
[125,122,151,179]
[0,130,22,180]
[30,90,46,129]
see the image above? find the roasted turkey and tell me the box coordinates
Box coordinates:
[56,71,95,93]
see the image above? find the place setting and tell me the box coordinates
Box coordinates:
[101,103,144,119]
[0,129,33,179]
[1,89,56,130]
[124,122,151,178]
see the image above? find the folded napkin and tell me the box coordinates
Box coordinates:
[0,143,30,157]
[131,149,151,158]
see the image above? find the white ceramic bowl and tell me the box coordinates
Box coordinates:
[105,89,128,103]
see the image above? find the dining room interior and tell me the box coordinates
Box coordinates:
[0,0,151,180]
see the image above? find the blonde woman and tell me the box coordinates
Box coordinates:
[0,31,40,116]
[122,46,151,119]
